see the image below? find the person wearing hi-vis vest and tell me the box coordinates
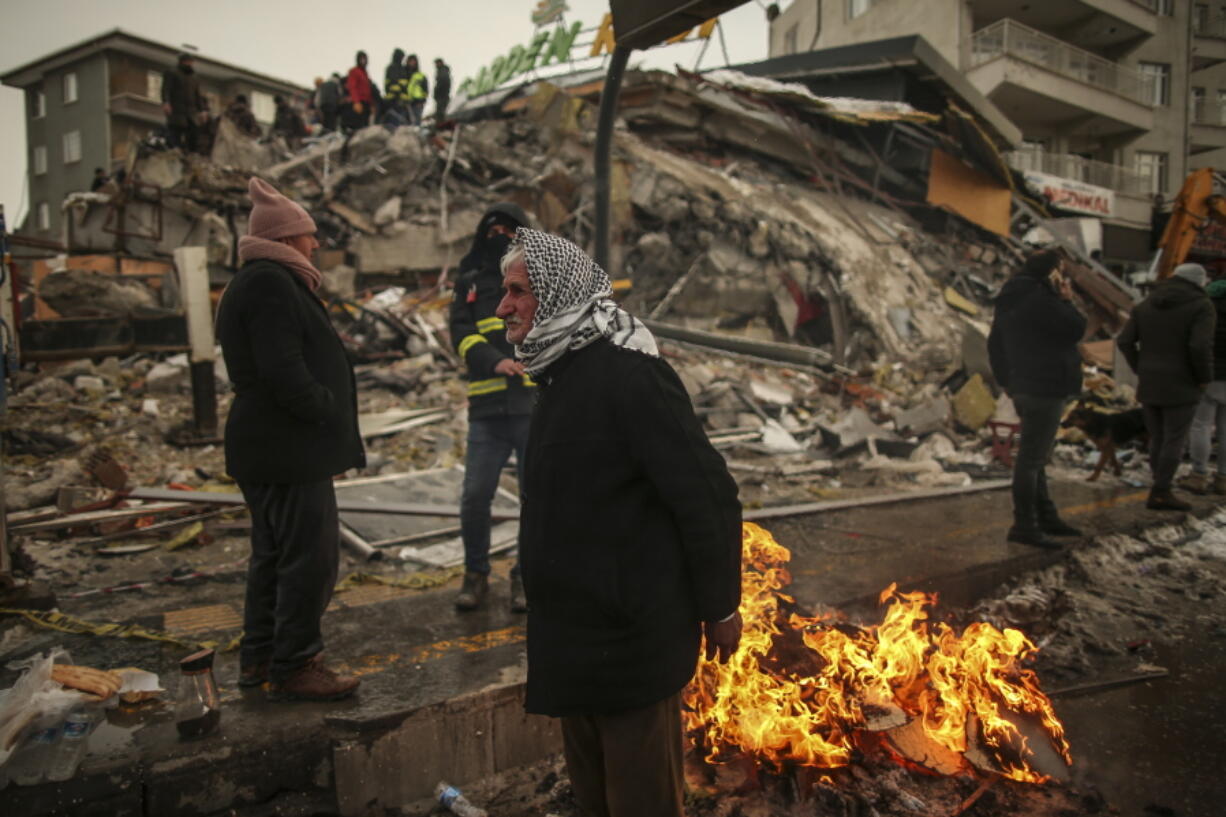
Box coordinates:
[404,53,428,125]
[448,203,532,612]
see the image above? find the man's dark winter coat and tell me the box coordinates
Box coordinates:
[449,203,535,420]
[988,274,1086,398]
[162,66,206,126]
[216,260,365,483]
[1117,276,1216,406]
[1209,287,1226,381]
[519,339,743,717]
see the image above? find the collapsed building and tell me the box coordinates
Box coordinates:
[3,51,1194,817]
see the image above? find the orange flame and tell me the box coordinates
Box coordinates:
[683,523,1071,783]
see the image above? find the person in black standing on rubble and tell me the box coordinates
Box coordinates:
[216,178,364,701]
[433,58,452,122]
[988,249,1086,549]
[162,53,209,152]
[383,48,409,125]
[449,204,533,612]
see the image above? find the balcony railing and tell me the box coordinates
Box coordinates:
[1192,98,1226,126]
[1006,150,1151,195]
[1194,15,1226,39]
[969,19,1156,107]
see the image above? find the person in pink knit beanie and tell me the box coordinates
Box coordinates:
[215,177,364,702]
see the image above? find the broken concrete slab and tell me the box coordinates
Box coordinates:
[352,224,460,273]
[895,397,951,437]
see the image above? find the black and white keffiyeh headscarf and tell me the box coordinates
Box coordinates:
[513,228,658,377]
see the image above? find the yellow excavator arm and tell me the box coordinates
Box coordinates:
[1156,167,1226,279]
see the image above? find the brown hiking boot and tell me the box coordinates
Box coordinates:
[510,572,528,614]
[1179,473,1208,495]
[268,655,359,702]
[238,660,269,688]
[455,571,488,612]
[1146,490,1192,511]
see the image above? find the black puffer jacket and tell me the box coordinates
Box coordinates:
[448,203,535,420]
[216,260,365,483]
[1210,283,1226,381]
[1117,276,1215,406]
[988,273,1086,398]
[519,339,742,717]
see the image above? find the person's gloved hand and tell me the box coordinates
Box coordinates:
[353,102,363,114]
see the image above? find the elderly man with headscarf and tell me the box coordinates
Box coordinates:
[1118,262,1216,511]
[216,178,364,701]
[495,229,743,817]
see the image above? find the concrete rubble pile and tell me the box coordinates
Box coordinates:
[9,67,1151,555]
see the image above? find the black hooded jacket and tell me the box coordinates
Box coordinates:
[385,49,408,102]
[448,203,534,420]
[1117,276,1215,406]
[988,272,1086,398]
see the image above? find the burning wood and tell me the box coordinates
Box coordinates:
[683,523,1071,785]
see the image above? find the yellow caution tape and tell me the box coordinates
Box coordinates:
[0,607,241,652]
[334,566,464,593]
[164,521,205,551]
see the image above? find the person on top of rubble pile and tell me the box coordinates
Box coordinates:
[1118,263,1216,511]
[1180,271,1226,496]
[988,248,1087,549]
[382,48,409,126]
[433,58,451,122]
[316,73,342,133]
[272,95,307,150]
[449,203,533,613]
[224,94,263,139]
[496,228,743,817]
[161,52,209,153]
[404,54,428,126]
[215,177,365,702]
[90,167,109,192]
[345,51,374,130]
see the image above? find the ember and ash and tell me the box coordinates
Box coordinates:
[684,523,1071,785]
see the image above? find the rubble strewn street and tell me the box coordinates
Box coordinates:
[1,25,1223,817]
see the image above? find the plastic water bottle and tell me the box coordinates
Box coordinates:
[8,712,63,786]
[435,781,488,817]
[46,707,96,782]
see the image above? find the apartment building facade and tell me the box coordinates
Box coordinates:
[2,29,308,239]
[769,0,1226,262]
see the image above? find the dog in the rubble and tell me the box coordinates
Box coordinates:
[1061,399,1148,482]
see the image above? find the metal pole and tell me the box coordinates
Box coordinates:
[594,44,632,271]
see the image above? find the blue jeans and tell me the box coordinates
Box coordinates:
[461,415,530,575]
[1188,381,1226,476]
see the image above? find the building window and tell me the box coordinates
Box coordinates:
[1195,3,1209,32]
[1135,151,1169,195]
[63,71,78,104]
[37,203,50,232]
[62,130,82,164]
[251,90,275,124]
[783,24,798,55]
[1218,90,1226,124]
[848,0,872,19]
[1193,86,1206,121]
[33,145,47,175]
[1156,0,1174,14]
[31,89,45,119]
[146,70,163,101]
[1139,62,1170,106]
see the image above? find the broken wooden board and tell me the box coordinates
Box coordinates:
[884,718,965,776]
[327,201,376,234]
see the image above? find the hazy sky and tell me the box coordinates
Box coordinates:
[0,0,775,227]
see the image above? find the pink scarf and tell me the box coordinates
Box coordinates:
[237,235,324,292]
